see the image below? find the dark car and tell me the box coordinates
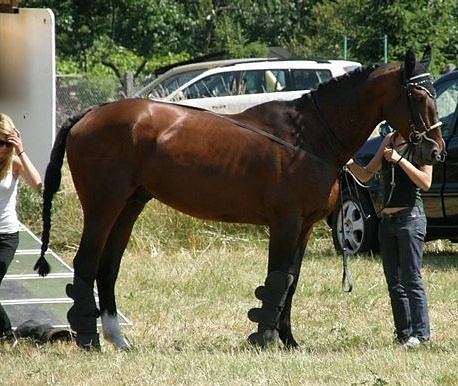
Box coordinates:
[329,69,458,254]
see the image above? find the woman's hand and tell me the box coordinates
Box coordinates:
[7,129,24,155]
[383,147,401,163]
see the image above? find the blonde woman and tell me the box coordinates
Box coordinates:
[0,113,42,346]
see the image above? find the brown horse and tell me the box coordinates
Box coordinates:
[35,47,444,350]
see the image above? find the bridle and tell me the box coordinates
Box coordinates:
[402,70,446,162]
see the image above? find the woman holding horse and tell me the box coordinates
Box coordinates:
[346,123,432,349]
[0,113,42,347]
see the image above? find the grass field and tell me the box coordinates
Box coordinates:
[3,181,458,386]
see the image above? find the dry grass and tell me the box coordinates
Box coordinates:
[8,171,458,386]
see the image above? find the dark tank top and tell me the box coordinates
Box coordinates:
[381,138,423,209]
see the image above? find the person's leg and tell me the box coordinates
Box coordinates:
[379,217,411,342]
[397,209,430,341]
[0,232,19,336]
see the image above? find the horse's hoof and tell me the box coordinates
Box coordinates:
[279,330,300,349]
[105,335,131,351]
[247,329,280,348]
[75,333,101,351]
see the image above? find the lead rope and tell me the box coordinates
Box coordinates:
[339,171,353,293]
[338,138,408,293]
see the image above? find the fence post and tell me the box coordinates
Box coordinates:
[124,71,134,97]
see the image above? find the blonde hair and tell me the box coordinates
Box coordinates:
[0,113,16,180]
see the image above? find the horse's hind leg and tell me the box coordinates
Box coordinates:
[67,196,130,349]
[97,187,152,350]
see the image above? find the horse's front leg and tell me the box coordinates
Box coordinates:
[247,218,309,348]
[278,225,312,348]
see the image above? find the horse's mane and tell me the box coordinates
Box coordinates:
[318,63,381,89]
[293,63,384,107]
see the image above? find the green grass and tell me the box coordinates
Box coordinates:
[7,174,458,386]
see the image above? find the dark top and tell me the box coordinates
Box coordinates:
[381,143,423,209]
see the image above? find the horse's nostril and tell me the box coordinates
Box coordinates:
[432,150,446,163]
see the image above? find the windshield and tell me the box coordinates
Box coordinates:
[435,77,458,137]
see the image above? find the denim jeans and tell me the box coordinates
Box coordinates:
[378,206,430,342]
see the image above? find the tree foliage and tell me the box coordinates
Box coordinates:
[20,0,457,78]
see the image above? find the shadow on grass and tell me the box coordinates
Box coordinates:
[423,252,458,271]
[320,248,458,272]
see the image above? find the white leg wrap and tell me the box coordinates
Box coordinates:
[101,310,130,350]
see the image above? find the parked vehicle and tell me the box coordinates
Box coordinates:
[133,58,269,100]
[328,70,458,254]
[136,58,361,113]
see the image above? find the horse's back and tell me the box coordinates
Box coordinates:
[65,98,336,225]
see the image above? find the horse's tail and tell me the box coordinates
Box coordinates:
[34,108,93,276]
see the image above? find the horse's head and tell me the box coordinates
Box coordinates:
[385,46,446,165]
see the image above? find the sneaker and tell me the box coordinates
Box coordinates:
[402,336,420,349]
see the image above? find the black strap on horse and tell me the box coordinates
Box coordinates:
[206,110,340,171]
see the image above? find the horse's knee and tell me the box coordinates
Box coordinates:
[66,276,101,350]
[247,271,294,348]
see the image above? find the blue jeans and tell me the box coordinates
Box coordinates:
[378,206,430,342]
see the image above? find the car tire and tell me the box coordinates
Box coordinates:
[330,188,379,255]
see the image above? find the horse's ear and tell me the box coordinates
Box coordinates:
[404,48,416,79]
[420,45,432,69]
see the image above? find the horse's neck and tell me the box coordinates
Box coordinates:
[316,65,400,164]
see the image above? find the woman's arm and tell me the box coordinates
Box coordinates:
[346,134,392,183]
[9,129,42,192]
[384,148,432,191]
[14,153,42,191]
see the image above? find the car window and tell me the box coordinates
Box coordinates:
[239,69,287,94]
[181,69,291,99]
[435,77,458,137]
[148,69,207,98]
[291,69,332,90]
[182,71,239,99]
[240,70,266,94]
[174,65,346,102]
[264,70,287,92]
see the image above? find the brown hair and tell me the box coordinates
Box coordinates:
[0,113,16,180]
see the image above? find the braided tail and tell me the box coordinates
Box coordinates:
[34,108,93,276]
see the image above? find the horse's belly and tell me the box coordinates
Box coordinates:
[149,175,270,225]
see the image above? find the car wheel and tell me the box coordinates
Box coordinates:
[331,188,379,255]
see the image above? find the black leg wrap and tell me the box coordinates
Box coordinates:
[248,271,294,348]
[66,276,101,350]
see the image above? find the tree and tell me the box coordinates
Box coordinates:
[307,0,457,73]
[20,0,457,78]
